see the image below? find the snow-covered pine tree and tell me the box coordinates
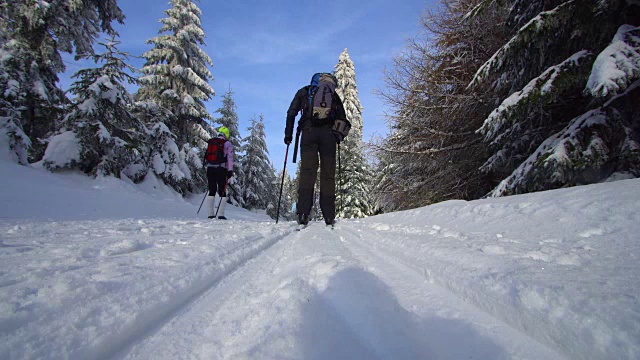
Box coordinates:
[370,150,393,213]
[132,101,195,194]
[264,161,280,220]
[276,168,295,221]
[0,0,124,162]
[148,121,193,194]
[286,169,299,219]
[469,0,640,196]
[187,121,212,193]
[134,0,215,193]
[333,49,374,218]
[214,86,244,207]
[240,115,275,212]
[135,0,214,142]
[0,106,31,165]
[0,22,31,164]
[215,86,242,145]
[0,25,60,164]
[335,49,363,143]
[42,37,147,181]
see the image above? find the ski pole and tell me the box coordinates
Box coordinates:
[276,144,290,224]
[198,166,209,215]
[215,178,229,218]
[197,191,207,214]
[292,126,301,163]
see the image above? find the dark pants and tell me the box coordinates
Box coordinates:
[207,166,228,197]
[297,125,336,221]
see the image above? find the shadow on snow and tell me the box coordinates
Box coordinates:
[299,267,508,360]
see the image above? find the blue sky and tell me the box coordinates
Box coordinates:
[62,0,436,170]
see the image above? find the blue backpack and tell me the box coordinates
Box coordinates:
[308,73,337,123]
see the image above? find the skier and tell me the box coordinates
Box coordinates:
[204,126,234,220]
[284,73,351,226]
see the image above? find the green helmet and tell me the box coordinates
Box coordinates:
[218,126,230,139]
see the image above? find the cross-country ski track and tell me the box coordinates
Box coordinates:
[2,162,638,359]
[108,221,562,360]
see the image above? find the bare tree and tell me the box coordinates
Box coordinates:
[374,0,508,210]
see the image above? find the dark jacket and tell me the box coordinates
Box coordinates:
[285,86,347,139]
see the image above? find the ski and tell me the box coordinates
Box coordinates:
[326,220,337,230]
[293,220,337,231]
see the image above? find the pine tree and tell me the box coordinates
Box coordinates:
[276,168,295,221]
[135,0,215,193]
[148,122,194,194]
[0,0,124,162]
[333,48,374,218]
[214,86,244,207]
[132,101,196,194]
[0,109,30,165]
[135,0,215,144]
[42,37,147,180]
[215,86,241,145]
[469,0,640,196]
[264,161,280,220]
[188,120,212,193]
[286,170,299,220]
[0,21,31,164]
[240,115,275,212]
[376,0,508,210]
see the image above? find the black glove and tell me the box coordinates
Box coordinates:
[227,170,234,179]
[284,134,293,145]
[332,130,343,144]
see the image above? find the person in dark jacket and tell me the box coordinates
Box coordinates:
[284,73,350,226]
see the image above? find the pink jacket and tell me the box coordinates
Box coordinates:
[222,139,233,170]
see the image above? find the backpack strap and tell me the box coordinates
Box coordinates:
[307,72,325,108]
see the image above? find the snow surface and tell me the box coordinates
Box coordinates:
[1,159,639,359]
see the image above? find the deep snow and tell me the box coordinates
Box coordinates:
[0,159,639,359]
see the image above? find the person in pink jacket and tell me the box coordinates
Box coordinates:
[203,126,234,219]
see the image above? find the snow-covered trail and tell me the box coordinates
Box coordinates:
[0,218,288,359]
[336,224,564,359]
[119,221,562,360]
[2,157,639,359]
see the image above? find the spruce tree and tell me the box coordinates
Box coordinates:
[215,86,244,207]
[240,115,275,212]
[286,170,299,220]
[0,0,124,162]
[0,23,31,164]
[135,0,215,193]
[136,0,214,141]
[277,169,295,221]
[132,101,196,194]
[469,0,640,196]
[264,161,279,220]
[148,122,193,194]
[333,49,374,218]
[42,37,146,180]
[215,86,241,145]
